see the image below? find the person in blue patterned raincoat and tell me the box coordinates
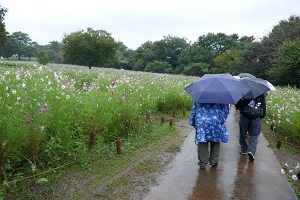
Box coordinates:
[189,102,230,170]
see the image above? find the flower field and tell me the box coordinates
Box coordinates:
[265,86,300,145]
[0,61,196,184]
[0,61,299,189]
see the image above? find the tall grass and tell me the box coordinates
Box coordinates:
[265,86,300,145]
[0,61,195,185]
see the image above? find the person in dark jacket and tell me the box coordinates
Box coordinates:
[189,103,229,170]
[235,93,266,162]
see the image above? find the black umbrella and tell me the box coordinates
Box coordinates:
[241,78,271,99]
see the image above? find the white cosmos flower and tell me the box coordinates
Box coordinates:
[285,163,289,167]
[292,175,298,181]
[281,169,286,174]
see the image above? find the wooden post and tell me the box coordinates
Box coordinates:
[182,109,186,117]
[169,118,174,126]
[161,116,165,124]
[116,137,122,154]
[276,140,282,149]
[172,110,176,118]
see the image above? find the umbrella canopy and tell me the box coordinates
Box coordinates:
[237,73,256,78]
[241,78,271,99]
[184,73,251,104]
[266,80,276,91]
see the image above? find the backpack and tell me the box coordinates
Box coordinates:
[241,96,263,119]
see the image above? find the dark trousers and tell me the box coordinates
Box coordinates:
[239,114,261,155]
[198,141,220,167]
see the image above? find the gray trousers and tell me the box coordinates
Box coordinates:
[198,141,220,167]
[239,114,261,155]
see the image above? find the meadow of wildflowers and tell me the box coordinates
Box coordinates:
[0,62,195,184]
[1,61,299,195]
[265,86,300,145]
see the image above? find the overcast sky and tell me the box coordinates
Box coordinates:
[1,0,300,50]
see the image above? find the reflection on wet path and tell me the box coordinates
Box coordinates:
[144,106,297,200]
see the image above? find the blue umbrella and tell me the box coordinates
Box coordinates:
[184,73,251,104]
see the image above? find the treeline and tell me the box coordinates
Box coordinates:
[0,4,299,87]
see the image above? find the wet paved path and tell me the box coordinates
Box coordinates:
[144,105,297,200]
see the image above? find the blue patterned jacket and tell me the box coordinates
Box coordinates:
[189,103,229,143]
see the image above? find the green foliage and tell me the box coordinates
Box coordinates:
[182,62,209,76]
[268,39,300,88]
[0,4,8,55]
[37,51,49,64]
[265,86,300,145]
[253,15,300,80]
[8,32,32,59]
[213,49,240,74]
[45,41,63,63]
[145,60,172,73]
[23,45,38,61]
[62,27,116,69]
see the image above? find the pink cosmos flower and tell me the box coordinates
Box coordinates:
[25,118,33,124]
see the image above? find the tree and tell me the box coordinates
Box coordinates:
[256,15,300,79]
[177,43,213,75]
[151,35,189,70]
[268,39,300,88]
[229,42,270,79]
[182,62,210,76]
[37,51,49,65]
[106,41,134,70]
[62,27,116,69]
[9,31,32,60]
[133,36,189,73]
[197,33,240,56]
[212,49,240,74]
[23,44,38,61]
[46,41,63,63]
[3,37,18,58]
[133,41,154,71]
[0,4,8,55]
[144,60,172,73]
[177,33,251,75]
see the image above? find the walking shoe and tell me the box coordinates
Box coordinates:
[248,152,255,161]
[239,150,247,155]
[198,161,206,170]
[200,166,206,170]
